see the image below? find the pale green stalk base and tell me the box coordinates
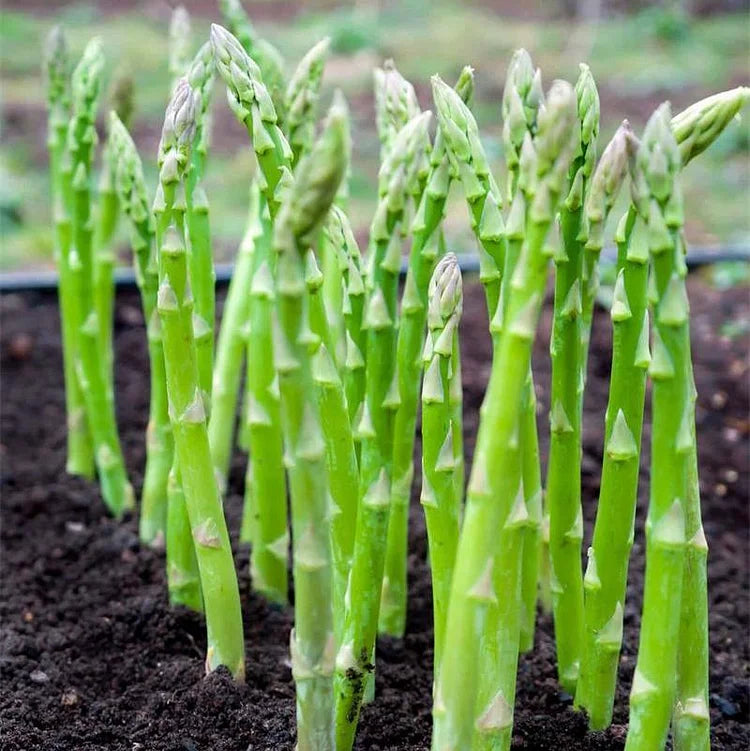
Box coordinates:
[547,205,585,695]
[166,463,203,611]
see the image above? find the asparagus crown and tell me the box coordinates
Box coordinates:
[574,63,600,178]
[426,252,462,357]
[211,23,277,124]
[378,110,432,200]
[632,103,681,213]
[168,5,192,82]
[217,0,287,118]
[284,38,331,160]
[455,65,475,108]
[187,41,216,155]
[531,79,579,204]
[70,37,105,125]
[585,120,634,249]
[431,75,493,186]
[158,77,197,183]
[428,252,463,328]
[43,25,69,113]
[502,49,544,170]
[374,60,420,154]
[275,100,349,252]
[671,86,750,166]
[109,112,151,225]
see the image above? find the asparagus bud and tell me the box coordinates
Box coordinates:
[575,63,600,179]
[285,38,330,165]
[158,77,197,183]
[168,5,192,83]
[671,86,750,166]
[43,25,69,114]
[374,59,421,158]
[585,120,635,251]
[502,49,543,174]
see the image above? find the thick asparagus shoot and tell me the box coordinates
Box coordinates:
[431,78,578,751]
[44,26,95,479]
[546,64,599,694]
[65,39,134,517]
[421,253,463,676]
[624,103,688,751]
[156,80,244,678]
[273,107,349,751]
[334,110,432,749]
[383,66,474,640]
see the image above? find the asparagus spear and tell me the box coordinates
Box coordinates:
[244,188,289,604]
[499,48,546,650]
[670,87,747,750]
[624,102,689,751]
[421,253,463,677]
[272,105,349,751]
[574,123,641,727]
[217,0,287,118]
[382,66,474,640]
[44,26,95,479]
[109,113,172,545]
[334,111,432,750]
[284,38,330,167]
[64,39,134,517]
[168,6,192,88]
[156,79,244,678]
[545,64,599,694]
[373,59,421,163]
[431,78,578,751]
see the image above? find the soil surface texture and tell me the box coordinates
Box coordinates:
[1,278,748,750]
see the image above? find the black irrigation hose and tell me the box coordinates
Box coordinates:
[0,246,747,293]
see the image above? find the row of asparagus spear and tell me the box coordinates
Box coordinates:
[43,2,748,749]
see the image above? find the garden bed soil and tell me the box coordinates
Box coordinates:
[1,278,748,750]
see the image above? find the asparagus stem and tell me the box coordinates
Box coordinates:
[625,103,689,751]
[334,111,432,748]
[421,253,463,676]
[109,113,172,545]
[273,105,349,751]
[245,191,288,604]
[44,27,96,478]
[382,66,474,639]
[157,80,244,677]
[431,78,578,750]
[65,39,134,517]
[575,124,643,726]
[544,66,599,694]
[307,237,359,644]
[499,49,546,649]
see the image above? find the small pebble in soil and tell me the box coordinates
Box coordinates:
[60,688,79,707]
[8,332,33,360]
[711,692,740,718]
[65,520,85,534]
[30,669,49,684]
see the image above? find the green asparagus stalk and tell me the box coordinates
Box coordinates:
[217,0,287,118]
[64,39,134,517]
[109,113,172,545]
[574,123,642,728]
[156,80,244,677]
[244,189,289,604]
[154,79,201,607]
[334,110,432,750]
[545,64,599,694]
[285,38,330,167]
[185,42,216,404]
[431,78,578,751]
[625,102,688,751]
[44,26,96,479]
[421,253,463,676]
[326,204,366,425]
[272,106,349,751]
[670,87,748,750]
[381,66,474,640]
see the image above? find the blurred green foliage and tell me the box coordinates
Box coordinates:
[0,0,747,271]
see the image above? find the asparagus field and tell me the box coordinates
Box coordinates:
[24,3,749,749]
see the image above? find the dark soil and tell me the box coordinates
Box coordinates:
[1,277,748,750]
